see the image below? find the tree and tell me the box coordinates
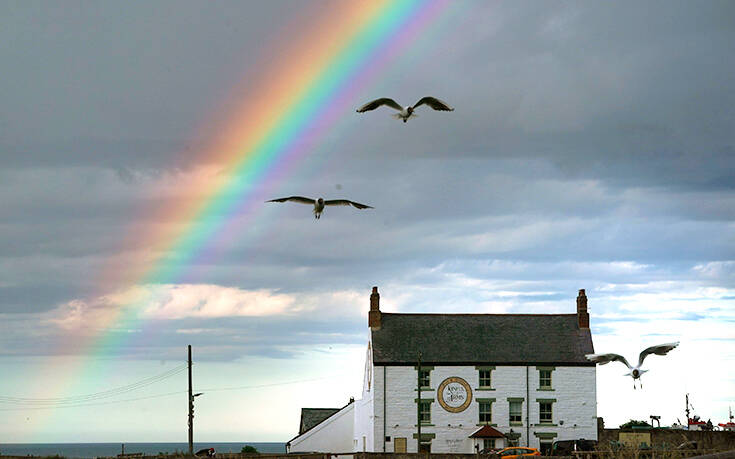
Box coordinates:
[241,446,259,454]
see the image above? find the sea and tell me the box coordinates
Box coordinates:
[0,443,286,458]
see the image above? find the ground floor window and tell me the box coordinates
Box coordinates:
[482,438,496,450]
[507,438,520,447]
[419,441,431,453]
[540,442,553,456]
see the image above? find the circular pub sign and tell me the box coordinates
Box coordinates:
[437,376,472,413]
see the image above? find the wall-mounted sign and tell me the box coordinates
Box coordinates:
[437,376,472,413]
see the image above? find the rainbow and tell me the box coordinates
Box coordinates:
[27,0,452,440]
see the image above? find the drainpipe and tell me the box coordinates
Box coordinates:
[383,366,386,452]
[526,366,530,447]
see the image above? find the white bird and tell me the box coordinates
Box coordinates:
[266,196,373,219]
[586,342,679,389]
[356,96,454,123]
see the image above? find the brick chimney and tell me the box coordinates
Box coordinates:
[577,289,589,329]
[368,286,381,329]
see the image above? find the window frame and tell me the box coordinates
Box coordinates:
[539,401,553,424]
[508,398,523,425]
[536,366,555,390]
[477,398,495,425]
[419,400,431,425]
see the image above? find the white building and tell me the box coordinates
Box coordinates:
[288,288,597,456]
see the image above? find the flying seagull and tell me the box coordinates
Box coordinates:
[356,96,454,122]
[266,196,373,219]
[586,342,679,389]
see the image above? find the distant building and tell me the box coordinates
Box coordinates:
[288,288,597,455]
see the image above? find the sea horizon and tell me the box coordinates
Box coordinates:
[0,442,286,458]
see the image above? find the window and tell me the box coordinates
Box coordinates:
[419,369,430,388]
[419,441,431,453]
[507,439,520,447]
[479,400,492,424]
[539,369,552,388]
[509,400,523,424]
[482,439,495,451]
[539,401,553,424]
[479,369,492,387]
[537,367,554,389]
[540,442,553,456]
[419,400,431,424]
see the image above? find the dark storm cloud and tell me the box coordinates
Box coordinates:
[1,1,734,358]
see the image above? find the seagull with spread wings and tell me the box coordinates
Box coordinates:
[586,342,679,389]
[356,96,454,123]
[266,196,373,219]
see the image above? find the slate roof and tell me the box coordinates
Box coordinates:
[299,408,340,435]
[371,313,594,365]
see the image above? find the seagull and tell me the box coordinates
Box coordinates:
[266,196,373,219]
[586,342,679,389]
[356,96,454,122]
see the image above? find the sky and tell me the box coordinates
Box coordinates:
[1,0,734,443]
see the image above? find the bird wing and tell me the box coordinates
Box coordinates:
[412,96,454,111]
[266,196,315,205]
[585,353,632,369]
[356,98,403,112]
[638,342,679,367]
[323,199,373,209]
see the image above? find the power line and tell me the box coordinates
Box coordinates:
[0,364,187,406]
[0,373,347,411]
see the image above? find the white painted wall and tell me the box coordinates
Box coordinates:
[288,402,355,453]
[353,341,375,452]
[370,364,596,453]
[289,339,597,454]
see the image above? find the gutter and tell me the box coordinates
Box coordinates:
[526,365,530,446]
[383,365,386,452]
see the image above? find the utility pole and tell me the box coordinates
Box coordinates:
[685,393,690,430]
[188,345,193,456]
[416,351,422,454]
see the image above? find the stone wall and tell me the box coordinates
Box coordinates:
[598,428,735,451]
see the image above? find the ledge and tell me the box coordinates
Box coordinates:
[537,388,555,391]
[509,422,524,427]
[476,423,498,427]
[475,387,496,391]
[534,423,558,427]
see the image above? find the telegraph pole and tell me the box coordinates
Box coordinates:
[188,345,193,456]
[416,351,422,454]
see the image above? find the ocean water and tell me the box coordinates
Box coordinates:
[0,442,286,458]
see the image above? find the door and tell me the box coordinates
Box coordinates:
[394,437,407,453]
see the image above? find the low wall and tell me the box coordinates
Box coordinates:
[598,429,735,451]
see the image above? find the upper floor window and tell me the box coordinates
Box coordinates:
[538,367,554,389]
[479,369,492,387]
[419,400,431,424]
[539,401,553,424]
[419,369,431,388]
[479,400,493,424]
[509,399,523,424]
